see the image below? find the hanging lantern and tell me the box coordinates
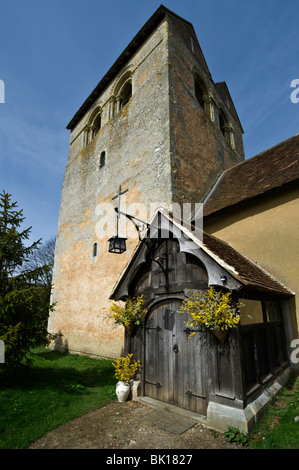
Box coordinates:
[108,236,127,254]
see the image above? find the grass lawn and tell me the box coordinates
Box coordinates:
[0,347,117,449]
[1,347,298,450]
[248,372,299,449]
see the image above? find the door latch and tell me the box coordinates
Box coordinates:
[173,344,179,353]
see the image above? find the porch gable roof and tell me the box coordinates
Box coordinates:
[110,210,293,300]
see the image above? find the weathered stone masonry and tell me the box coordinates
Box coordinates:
[49,7,244,358]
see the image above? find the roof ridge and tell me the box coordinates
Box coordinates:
[204,133,299,216]
[247,133,299,160]
[222,133,299,177]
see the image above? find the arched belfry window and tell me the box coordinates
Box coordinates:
[218,109,234,147]
[84,106,102,146]
[194,74,207,110]
[92,113,101,137]
[113,70,133,115]
[119,79,132,110]
[195,81,205,108]
[219,110,227,137]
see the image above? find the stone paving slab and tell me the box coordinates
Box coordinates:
[143,408,197,434]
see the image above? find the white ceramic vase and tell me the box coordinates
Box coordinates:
[116,381,130,402]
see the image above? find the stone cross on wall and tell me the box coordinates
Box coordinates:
[112,185,128,236]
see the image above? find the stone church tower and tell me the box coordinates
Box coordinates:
[49,5,244,358]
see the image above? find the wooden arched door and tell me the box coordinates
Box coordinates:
[144,299,207,415]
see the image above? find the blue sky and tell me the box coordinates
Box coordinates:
[0,0,298,245]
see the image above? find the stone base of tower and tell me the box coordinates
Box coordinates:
[48,329,124,360]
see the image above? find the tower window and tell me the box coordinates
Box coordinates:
[84,108,102,146]
[194,72,207,111]
[119,80,132,109]
[219,109,229,141]
[219,112,226,137]
[218,109,233,147]
[92,113,101,139]
[99,151,106,169]
[93,243,98,257]
[195,81,205,108]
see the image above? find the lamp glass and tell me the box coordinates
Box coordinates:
[108,236,127,254]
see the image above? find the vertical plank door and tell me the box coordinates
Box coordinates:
[144,300,207,414]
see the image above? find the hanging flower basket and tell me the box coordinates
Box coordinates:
[210,328,228,344]
[109,295,147,334]
[179,287,243,343]
[125,322,136,336]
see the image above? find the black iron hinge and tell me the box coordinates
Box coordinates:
[145,380,162,389]
[145,326,162,332]
[185,390,206,399]
[184,328,201,335]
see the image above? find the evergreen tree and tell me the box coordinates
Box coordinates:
[0,190,53,367]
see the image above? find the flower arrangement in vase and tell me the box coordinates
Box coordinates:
[112,353,141,402]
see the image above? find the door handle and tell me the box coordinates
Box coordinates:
[173,344,179,353]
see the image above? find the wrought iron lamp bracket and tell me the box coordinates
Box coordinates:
[114,208,169,291]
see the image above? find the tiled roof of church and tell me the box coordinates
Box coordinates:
[204,133,299,218]
[200,230,293,298]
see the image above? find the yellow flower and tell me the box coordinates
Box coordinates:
[112,353,141,382]
[109,295,147,328]
[180,287,242,334]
